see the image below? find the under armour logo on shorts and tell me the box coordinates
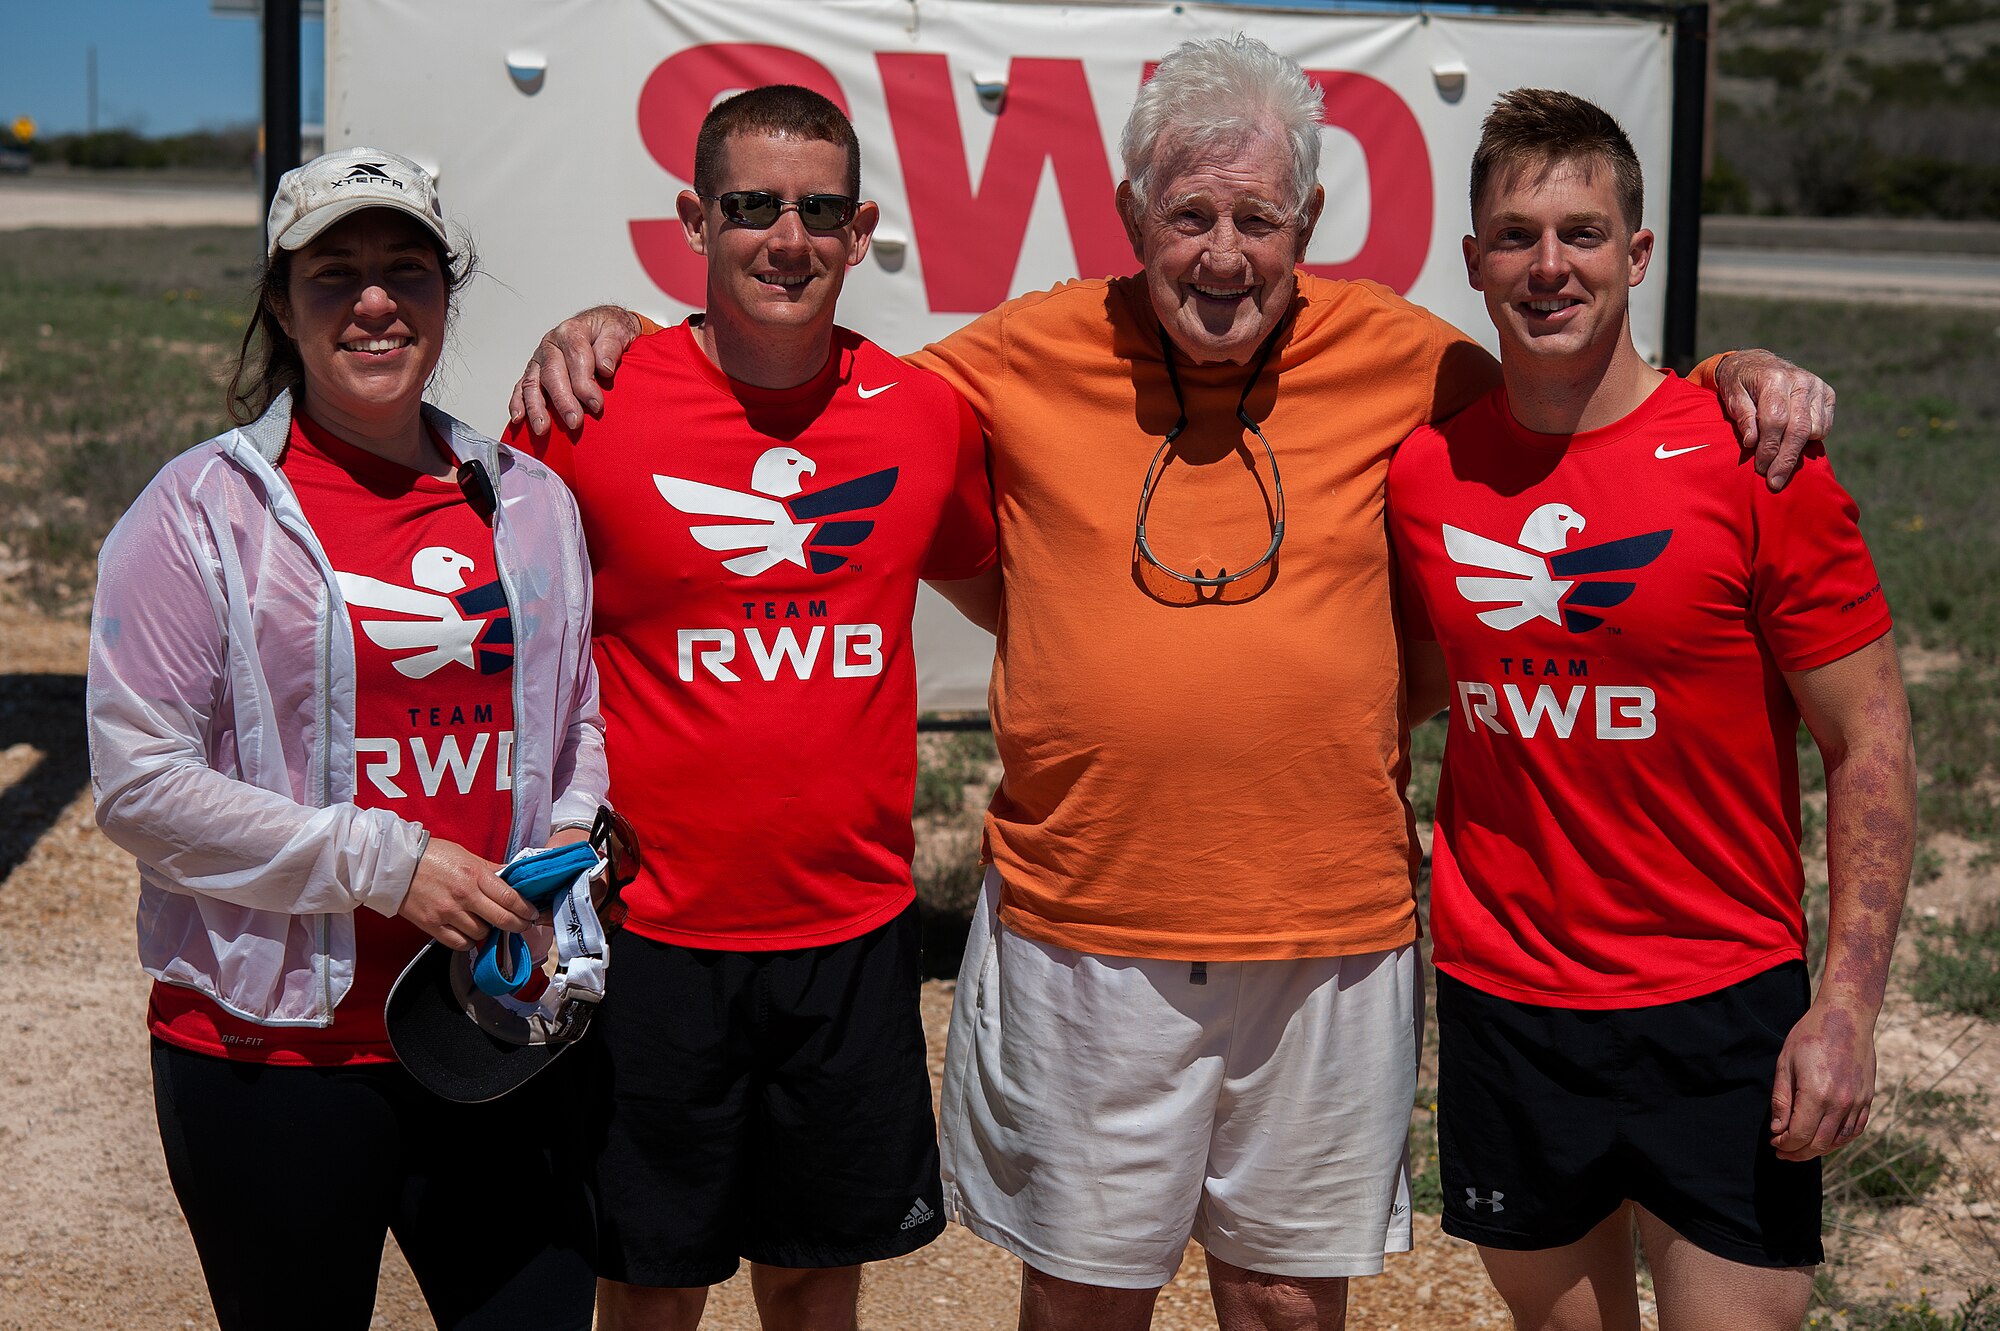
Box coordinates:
[1465,1188,1506,1212]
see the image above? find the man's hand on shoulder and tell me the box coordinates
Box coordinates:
[1715,349,1837,493]
[1770,994,1877,1162]
[508,305,645,436]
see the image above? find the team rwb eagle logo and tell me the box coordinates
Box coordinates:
[654,447,898,577]
[336,547,513,678]
[1444,503,1672,633]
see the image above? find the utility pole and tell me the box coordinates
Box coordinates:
[1663,2,1710,375]
[261,0,303,223]
[86,44,97,136]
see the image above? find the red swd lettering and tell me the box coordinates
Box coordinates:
[878,54,1134,313]
[631,44,852,307]
[630,48,1431,308]
[1298,70,1431,294]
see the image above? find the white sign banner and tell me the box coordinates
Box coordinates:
[327,0,1675,711]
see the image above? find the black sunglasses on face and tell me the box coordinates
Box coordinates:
[705,190,857,232]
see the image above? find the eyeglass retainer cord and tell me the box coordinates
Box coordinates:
[1134,318,1290,588]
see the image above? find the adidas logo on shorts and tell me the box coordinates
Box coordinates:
[900,1198,936,1231]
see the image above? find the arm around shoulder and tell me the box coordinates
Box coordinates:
[1694,349,1838,492]
[508,304,652,437]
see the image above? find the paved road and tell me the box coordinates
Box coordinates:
[0,175,260,230]
[1699,245,2000,309]
[6,175,2000,307]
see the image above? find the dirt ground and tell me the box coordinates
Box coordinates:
[0,600,1992,1330]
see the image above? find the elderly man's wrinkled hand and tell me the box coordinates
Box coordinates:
[507,305,644,436]
[1716,349,1837,493]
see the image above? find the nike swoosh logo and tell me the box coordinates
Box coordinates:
[857,382,898,399]
[1654,443,1709,459]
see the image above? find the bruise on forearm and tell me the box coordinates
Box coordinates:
[1811,641,1917,1015]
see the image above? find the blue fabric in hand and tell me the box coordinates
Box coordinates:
[472,842,601,997]
[499,841,600,908]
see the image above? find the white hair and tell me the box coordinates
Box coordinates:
[1120,34,1324,218]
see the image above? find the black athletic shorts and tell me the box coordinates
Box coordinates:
[583,901,946,1287]
[151,1038,596,1331]
[1436,960,1823,1268]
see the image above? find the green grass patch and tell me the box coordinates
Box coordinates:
[1826,1126,1948,1208]
[0,226,260,612]
[1910,902,2000,1018]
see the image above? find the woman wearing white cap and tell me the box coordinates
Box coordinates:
[86,147,604,1330]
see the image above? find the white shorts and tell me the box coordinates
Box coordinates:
[939,869,1421,1289]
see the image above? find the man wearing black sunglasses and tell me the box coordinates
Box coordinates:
[504,85,997,1331]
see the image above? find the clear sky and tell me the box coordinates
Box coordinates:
[1,0,324,137]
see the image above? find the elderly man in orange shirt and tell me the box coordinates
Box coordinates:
[513,37,1832,1331]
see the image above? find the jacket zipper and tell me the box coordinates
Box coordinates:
[243,426,343,1025]
[317,577,336,1020]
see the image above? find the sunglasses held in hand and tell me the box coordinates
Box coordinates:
[704,190,858,232]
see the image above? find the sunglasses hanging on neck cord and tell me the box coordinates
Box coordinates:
[1133,319,1289,589]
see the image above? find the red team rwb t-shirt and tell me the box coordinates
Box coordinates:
[509,321,995,950]
[150,413,516,1062]
[1388,373,1891,1009]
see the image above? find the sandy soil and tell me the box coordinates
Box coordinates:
[1,600,1992,1329]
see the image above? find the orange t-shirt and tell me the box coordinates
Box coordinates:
[910,273,1499,960]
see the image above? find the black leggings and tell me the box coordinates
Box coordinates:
[151,1038,596,1331]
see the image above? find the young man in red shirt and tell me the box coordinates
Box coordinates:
[1387,90,1915,1331]
[506,87,996,1331]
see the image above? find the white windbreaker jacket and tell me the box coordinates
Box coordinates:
[87,391,608,1026]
